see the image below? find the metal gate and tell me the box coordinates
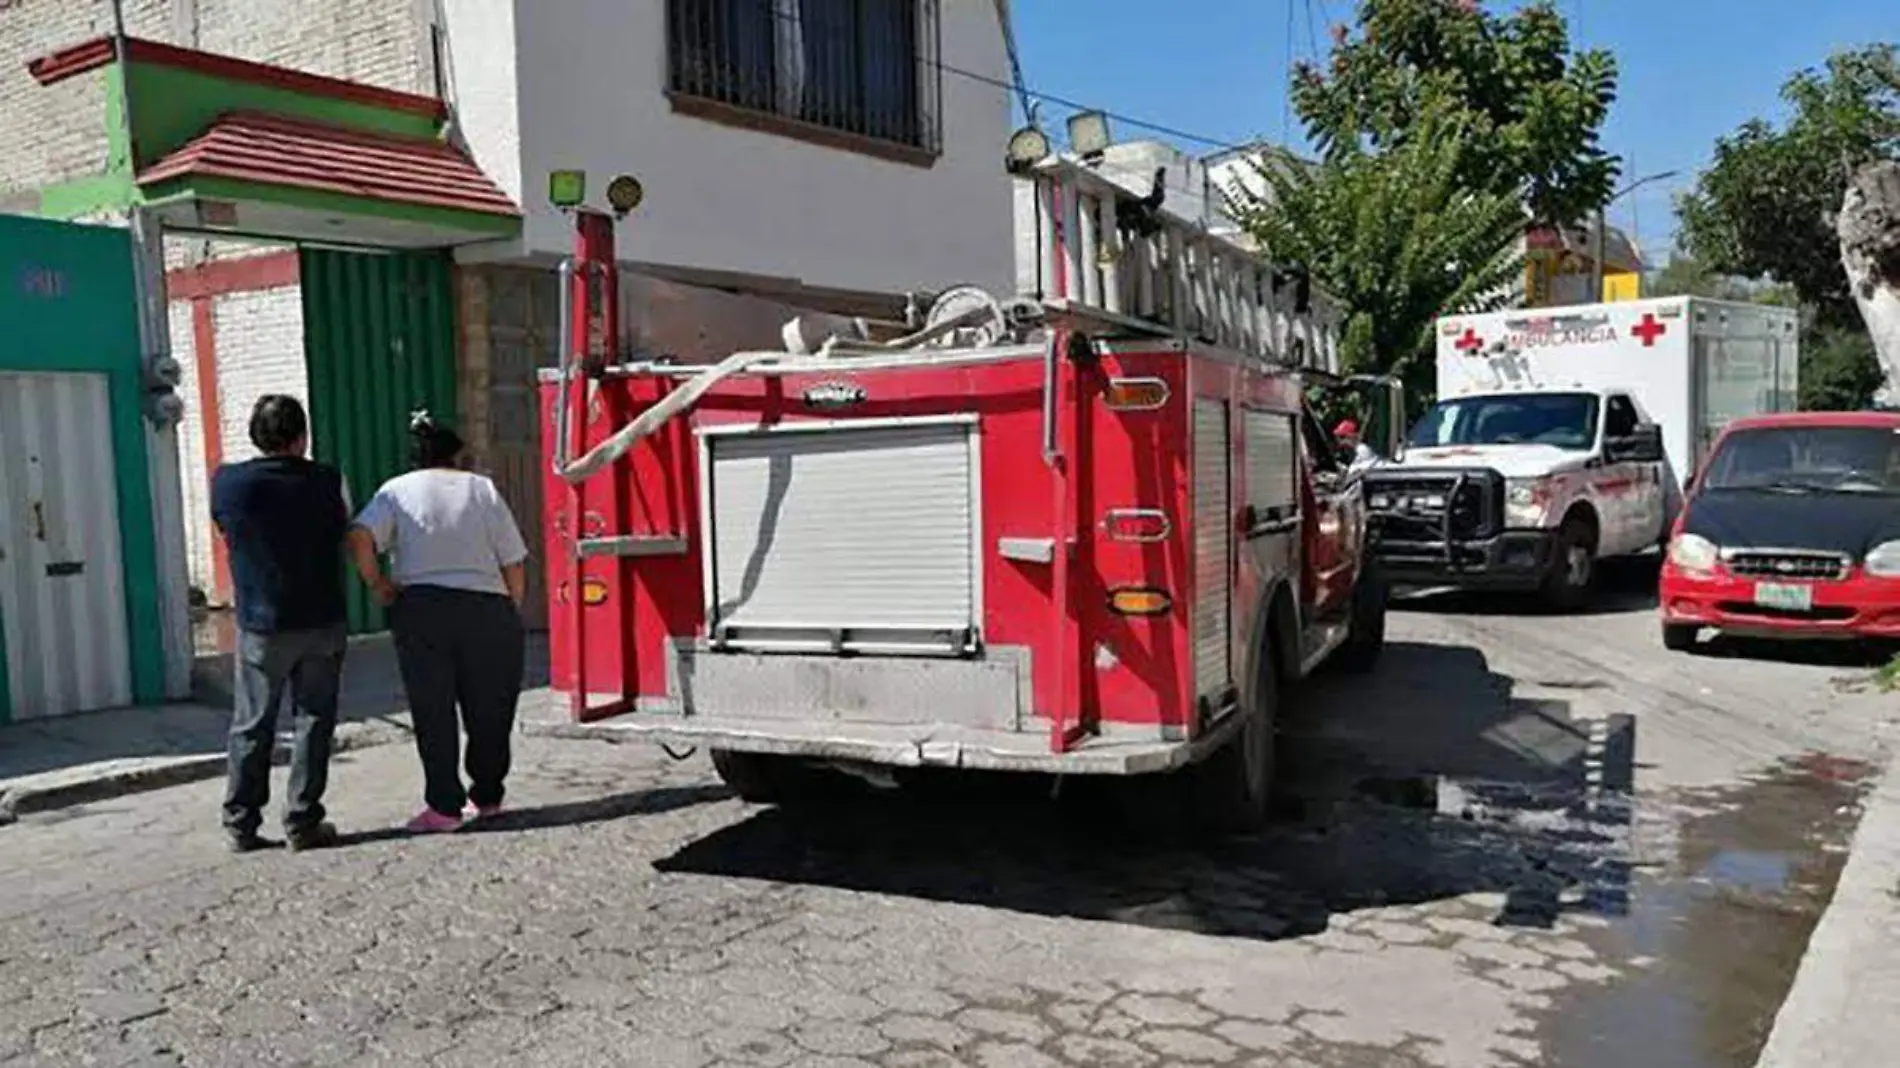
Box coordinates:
[300,248,459,634]
[0,373,134,719]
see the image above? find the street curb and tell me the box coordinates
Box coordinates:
[1754,750,1900,1068]
[0,719,412,820]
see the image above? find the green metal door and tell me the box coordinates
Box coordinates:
[301,248,458,634]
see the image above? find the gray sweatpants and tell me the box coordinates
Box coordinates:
[222,624,348,836]
[388,584,525,817]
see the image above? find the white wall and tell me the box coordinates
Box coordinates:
[213,288,308,466]
[459,0,1015,298]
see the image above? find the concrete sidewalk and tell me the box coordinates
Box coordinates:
[0,630,548,820]
[1755,750,1900,1067]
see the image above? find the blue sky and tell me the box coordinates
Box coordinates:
[1009,0,1887,262]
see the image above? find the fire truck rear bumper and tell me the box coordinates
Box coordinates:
[1373,529,1557,591]
[526,710,1226,776]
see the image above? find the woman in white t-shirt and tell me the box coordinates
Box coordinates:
[346,411,531,834]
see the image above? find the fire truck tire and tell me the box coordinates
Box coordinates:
[710,749,809,804]
[1540,514,1598,611]
[1335,563,1389,674]
[1190,637,1281,833]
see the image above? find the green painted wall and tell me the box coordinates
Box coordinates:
[0,214,166,721]
[125,62,441,171]
[301,248,460,634]
[35,70,137,220]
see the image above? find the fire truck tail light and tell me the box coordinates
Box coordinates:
[1107,587,1173,616]
[1103,377,1170,410]
[1102,508,1171,541]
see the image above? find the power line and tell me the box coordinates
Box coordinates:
[748,3,1251,153]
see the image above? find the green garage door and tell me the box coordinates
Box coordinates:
[301,248,459,634]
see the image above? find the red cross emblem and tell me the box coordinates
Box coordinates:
[1631,313,1667,347]
[1454,328,1484,353]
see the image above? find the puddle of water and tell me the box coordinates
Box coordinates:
[1541,754,1875,1068]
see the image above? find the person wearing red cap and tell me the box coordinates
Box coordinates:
[1330,414,1375,467]
[1333,417,1378,470]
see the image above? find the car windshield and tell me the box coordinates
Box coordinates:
[1408,392,1599,450]
[1702,425,1900,494]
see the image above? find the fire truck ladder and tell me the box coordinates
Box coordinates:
[1012,155,1336,370]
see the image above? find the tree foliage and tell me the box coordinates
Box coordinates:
[1647,253,1796,305]
[1290,0,1620,228]
[1676,45,1900,330]
[1799,326,1886,411]
[1228,93,1524,402]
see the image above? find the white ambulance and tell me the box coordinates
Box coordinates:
[1362,297,1800,608]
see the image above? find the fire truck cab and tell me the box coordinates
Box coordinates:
[538,157,1396,829]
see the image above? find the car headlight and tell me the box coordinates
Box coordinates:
[1864,540,1900,577]
[1668,533,1719,575]
[1503,478,1546,526]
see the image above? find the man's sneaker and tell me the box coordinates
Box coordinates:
[226,830,280,854]
[285,821,339,852]
[464,802,503,821]
[405,808,465,834]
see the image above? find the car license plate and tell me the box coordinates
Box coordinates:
[1753,582,1813,612]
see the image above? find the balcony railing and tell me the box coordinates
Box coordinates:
[665,0,942,157]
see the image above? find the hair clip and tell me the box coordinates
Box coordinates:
[409,408,434,431]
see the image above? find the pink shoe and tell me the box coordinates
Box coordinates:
[464,803,502,820]
[405,808,465,834]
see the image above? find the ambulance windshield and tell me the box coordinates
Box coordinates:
[1409,392,1600,451]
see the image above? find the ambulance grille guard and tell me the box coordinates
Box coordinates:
[1363,467,1505,569]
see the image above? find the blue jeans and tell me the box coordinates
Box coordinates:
[221,624,347,836]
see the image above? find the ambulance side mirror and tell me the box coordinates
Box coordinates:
[1609,423,1665,464]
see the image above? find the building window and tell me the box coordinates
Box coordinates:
[666,0,942,158]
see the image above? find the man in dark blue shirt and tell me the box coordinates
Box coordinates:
[210,395,350,853]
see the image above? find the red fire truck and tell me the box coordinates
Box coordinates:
[537,159,1397,829]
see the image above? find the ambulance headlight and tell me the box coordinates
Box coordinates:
[1504,478,1547,527]
[1668,533,1719,576]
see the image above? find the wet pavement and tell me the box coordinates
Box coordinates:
[2,569,1895,1066]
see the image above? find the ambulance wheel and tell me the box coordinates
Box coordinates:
[710,749,805,804]
[1334,562,1388,674]
[1191,640,1281,833]
[1540,515,1598,611]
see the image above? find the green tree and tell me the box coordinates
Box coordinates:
[1290,0,1620,228]
[1799,326,1885,411]
[1676,45,1900,330]
[1228,93,1525,404]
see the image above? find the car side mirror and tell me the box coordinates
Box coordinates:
[1610,424,1664,464]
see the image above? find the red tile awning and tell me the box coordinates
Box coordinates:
[137,111,519,218]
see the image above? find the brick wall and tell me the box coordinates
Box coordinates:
[1,0,433,199]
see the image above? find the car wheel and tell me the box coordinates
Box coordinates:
[1661,622,1699,653]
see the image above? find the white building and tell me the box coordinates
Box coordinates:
[2,0,1018,628]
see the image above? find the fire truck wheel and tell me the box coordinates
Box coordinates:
[1335,563,1389,674]
[710,749,808,804]
[1540,515,1598,611]
[1191,641,1281,833]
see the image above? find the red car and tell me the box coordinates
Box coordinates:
[1660,410,1900,651]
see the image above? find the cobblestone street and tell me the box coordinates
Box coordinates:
[1,584,1893,1067]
